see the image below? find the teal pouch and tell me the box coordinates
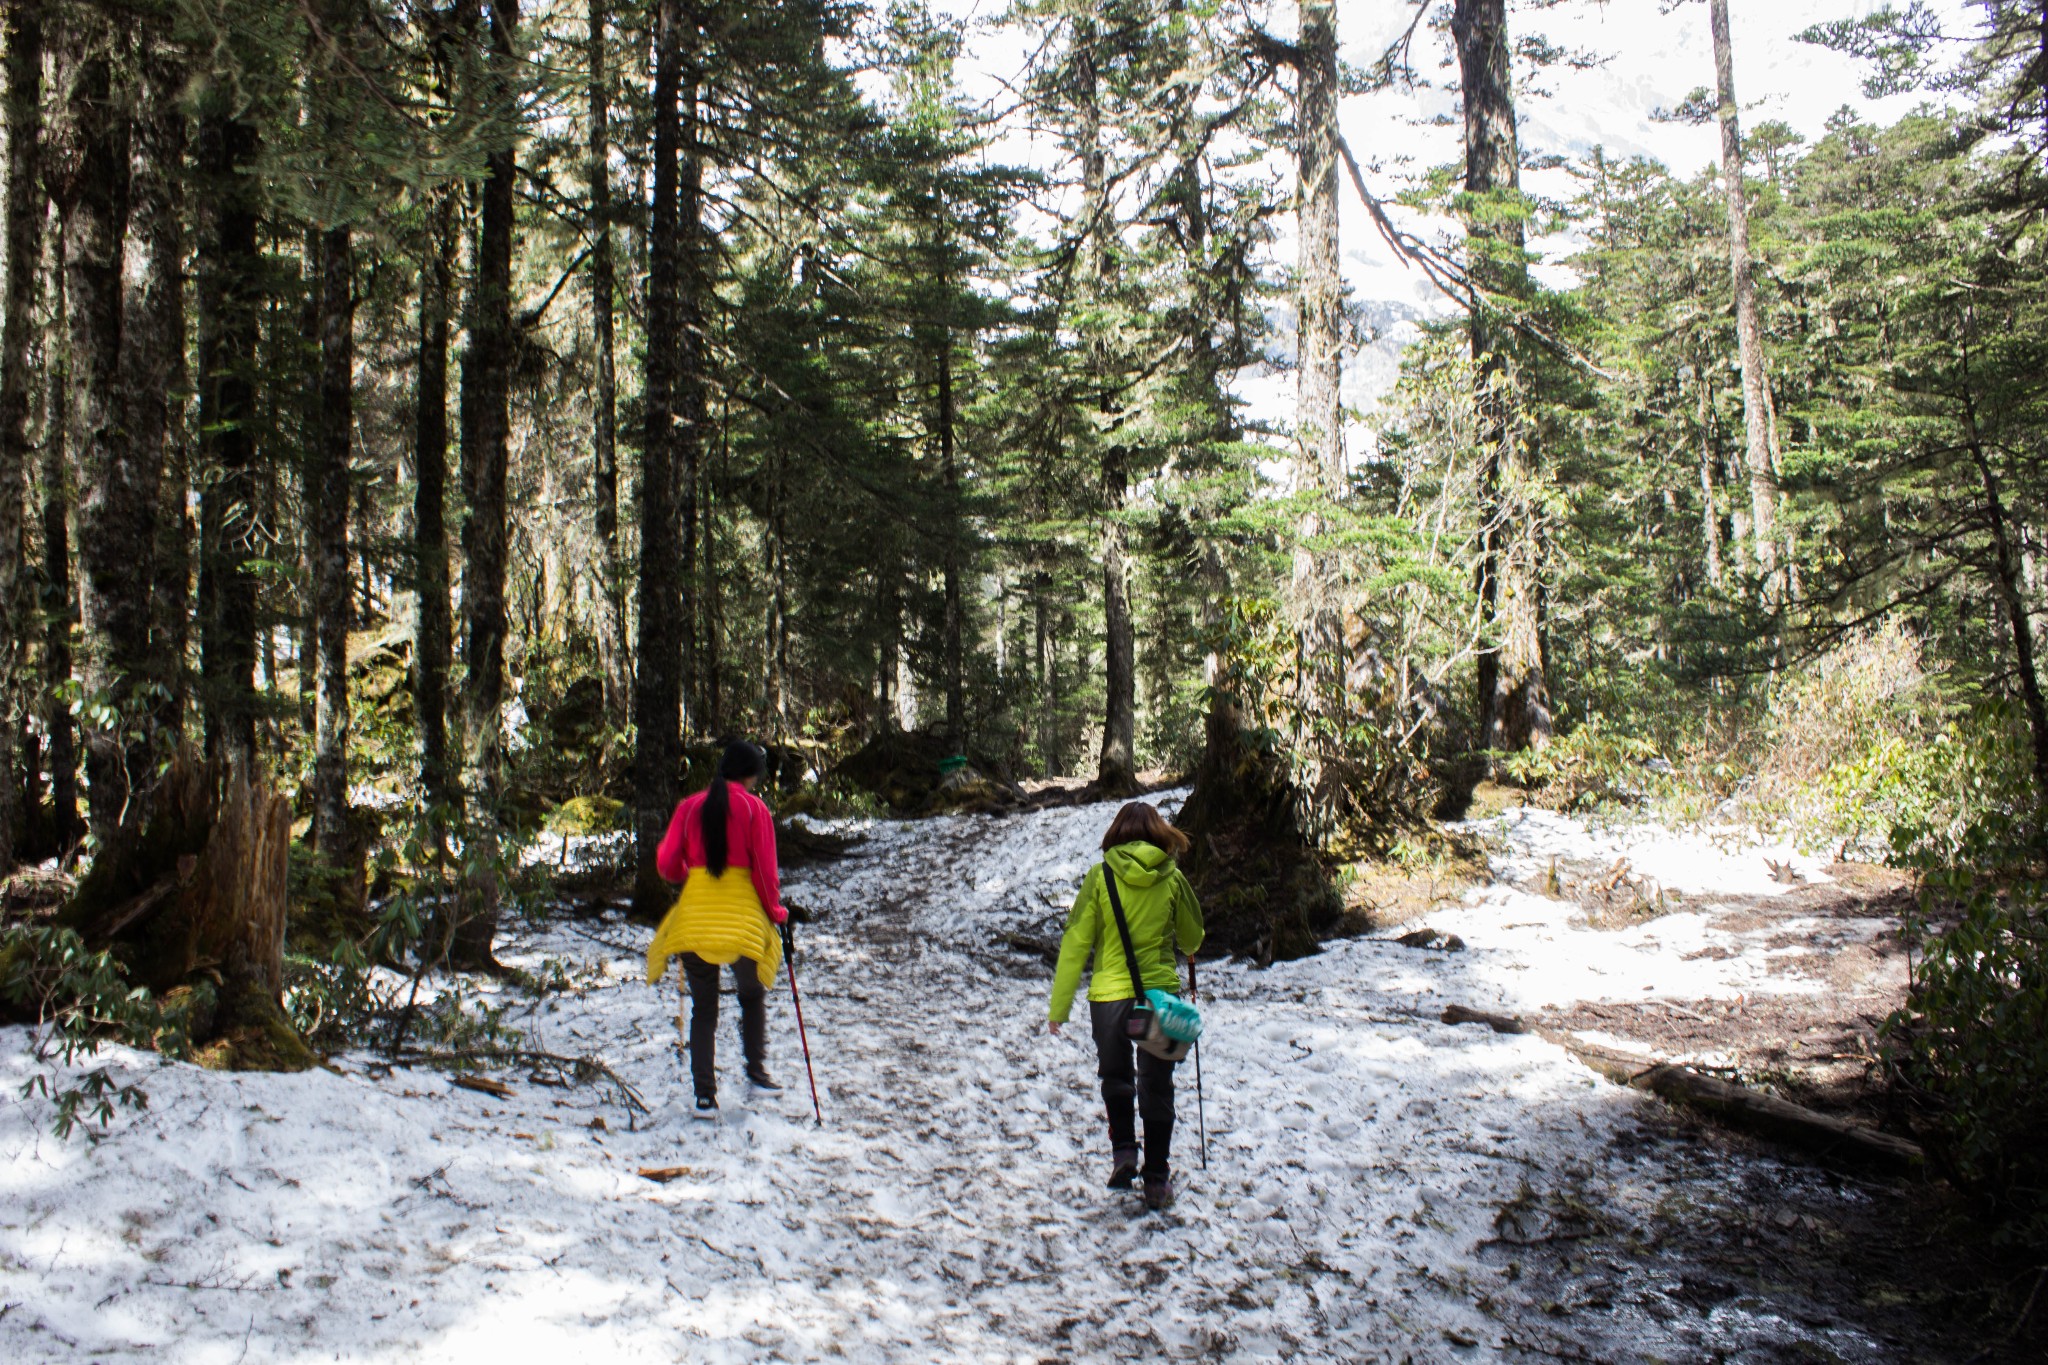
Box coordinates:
[1147,988,1204,1043]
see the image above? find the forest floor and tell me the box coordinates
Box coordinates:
[1,793,2037,1362]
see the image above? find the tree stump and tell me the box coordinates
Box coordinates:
[43,755,313,1070]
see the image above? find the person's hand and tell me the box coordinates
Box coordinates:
[767,902,789,925]
[1047,1019,1062,1037]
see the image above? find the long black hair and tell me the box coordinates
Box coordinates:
[702,740,767,876]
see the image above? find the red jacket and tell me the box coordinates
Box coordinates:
[655,784,783,919]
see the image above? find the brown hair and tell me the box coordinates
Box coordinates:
[1100,801,1190,858]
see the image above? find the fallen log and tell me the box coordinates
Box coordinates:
[1436,1006,1925,1174]
[1629,1064,1924,1174]
[450,1075,515,1099]
[1442,1004,1527,1034]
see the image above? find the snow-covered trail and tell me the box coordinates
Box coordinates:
[2,794,1903,1362]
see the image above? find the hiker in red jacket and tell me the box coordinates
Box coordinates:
[646,741,787,1118]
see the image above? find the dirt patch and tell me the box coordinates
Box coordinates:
[1538,994,1892,1115]
[1009,770,1187,814]
[1708,862,1917,933]
[1344,832,1492,931]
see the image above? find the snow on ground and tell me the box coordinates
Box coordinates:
[1,795,1907,1361]
[1412,808,1884,1014]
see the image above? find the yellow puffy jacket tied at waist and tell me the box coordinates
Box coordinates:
[646,867,784,988]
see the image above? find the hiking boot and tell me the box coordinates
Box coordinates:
[693,1094,719,1120]
[746,1066,782,1091]
[1107,1146,1140,1191]
[1141,1173,1174,1210]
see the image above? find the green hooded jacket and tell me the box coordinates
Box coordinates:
[1047,841,1205,1024]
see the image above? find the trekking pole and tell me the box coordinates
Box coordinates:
[1189,956,1208,1171]
[782,918,823,1126]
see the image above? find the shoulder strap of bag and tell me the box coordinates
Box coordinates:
[1102,864,1156,1003]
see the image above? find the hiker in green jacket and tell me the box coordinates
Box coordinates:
[1048,801,1205,1209]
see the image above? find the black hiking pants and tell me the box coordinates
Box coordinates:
[1089,997,1178,1176]
[680,953,767,1099]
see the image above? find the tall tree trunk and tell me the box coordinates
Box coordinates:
[1694,367,1725,589]
[126,29,189,742]
[701,418,722,735]
[152,373,194,739]
[0,0,43,869]
[765,447,789,741]
[57,13,157,840]
[1295,0,1344,503]
[1166,0,1242,782]
[1033,567,1052,769]
[41,225,79,848]
[413,22,457,821]
[937,314,964,751]
[676,37,703,738]
[1455,0,1550,759]
[1073,16,1137,794]
[308,225,352,858]
[294,227,319,732]
[1098,480,1136,791]
[876,568,898,735]
[414,184,454,817]
[633,0,683,918]
[454,0,519,967]
[587,0,628,723]
[1289,0,1348,824]
[195,113,262,768]
[1709,0,1780,602]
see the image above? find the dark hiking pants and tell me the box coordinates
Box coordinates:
[1090,997,1178,1176]
[681,953,767,1099]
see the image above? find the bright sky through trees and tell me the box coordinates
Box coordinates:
[926,0,1973,451]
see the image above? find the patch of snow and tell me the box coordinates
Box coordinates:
[0,790,1904,1360]
[1572,1030,1658,1058]
[1466,806,1834,898]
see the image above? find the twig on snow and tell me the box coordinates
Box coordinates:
[392,1046,651,1125]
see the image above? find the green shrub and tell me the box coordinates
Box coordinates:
[1749,624,2028,856]
[1,924,176,1139]
[1816,721,2026,859]
[543,794,629,836]
[1883,820,2048,1250]
[1498,718,1662,812]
